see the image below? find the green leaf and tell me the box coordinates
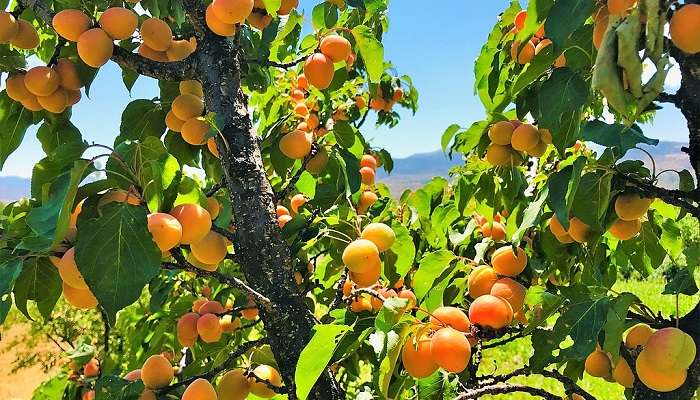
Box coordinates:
[388,221,415,277]
[524,286,564,334]
[441,124,460,154]
[95,375,145,400]
[375,296,408,332]
[417,372,458,400]
[333,120,357,148]
[36,117,82,155]
[311,2,338,29]
[544,0,595,49]
[413,251,455,302]
[580,121,658,156]
[571,172,612,229]
[0,252,23,297]
[352,25,385,83]
[75,202,162,323]
[602,293,637,360]
[31,373,70,400]
[118,100,168,142]
[13,257,62,320]
[537,68,589,153]
[0,91,35,169]
[512,185,548,243]
[547,156,586,230]
[619,223,665,277]
[295,324,351,400]
[663,266,698,296]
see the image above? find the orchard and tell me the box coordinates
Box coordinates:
[0,0,699,399]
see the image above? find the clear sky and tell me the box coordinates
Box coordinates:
[0,0,688,178]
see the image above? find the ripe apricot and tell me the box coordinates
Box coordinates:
[609,218,641,241]
[342,239,381,274]
[276,205,290,217]
[481,221,506,241]
[58,248,88,290]
[177,312,200,347]
[402,334,439,378]
[670,4,700,54]
[429,306,471,332]
[615,193,653,221]
[624,323,654,349]
[548,215,568,237]
[289,194,307,214]
[469,294,513,329]
[489,121,515,146]
[593,10,609,50]
[197,313,223,343]
[0,11,18,42]
[181,117,209,145]
[490,277,526,312]
[38,89,67,114]
[77,28,114,68]
[397,289,417,309]
[306,113,320,130]
[205,5,236,36]
[306,147,328,174]
[486,144,515,167]
[124,369,141,381]
[511,123,540,152]
[99,7,138,40]
[205,197,220,220]
[207,138,220,157]
[65,89,81,106]
[21,94,43,111]
[278,0,298,15]
[511,40,535,64]
[165,110,185,132]
[180,80,204,97]
[54,58,81,91]
[568,217,590,243]
[320,34,352,62]
[644,327,697,371]
[467,265,498,298]
[198,300,224,314]
[6,74,31,102]
[172,94,204,120]
[218,369,250,400]
[166,39,194,61]
[24,66,60,97]
[220,315,241,333]
[212,0,254,24]
[636,349,687,392]
[98,189,140,208]
[608,0,637,16]
[360,223,395,252]
[52,9,91,42]
[612,358,635,388]
[370,97,385,111]
[138,44,168,62]
[584,350,612,378]
[527,140,548,157]
[360,154,378,170]
[357,190,378,214]
[183,378,217,400]
[247,12,272,30]
[514,10,527,30]
[304,53,335,90]
[491,246,527,277]
[63,282,98,309]
[430,327,471,373]
[192,298,208,313]
[191,231,227,265]
[250,365,282,398]
[279,129,312,159]
[349,263,380,287]
[358,166,375,186]
[278,214,292,228]
[140,18,172,51]
[141,354,174,389]
[147,213,182,252]
[170,203,212,244]
[10,19,39,49]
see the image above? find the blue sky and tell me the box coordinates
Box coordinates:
[0,0,688,177]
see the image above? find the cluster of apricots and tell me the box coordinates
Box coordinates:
[165,80,215,147]
[303,34,353,90]
[486,120,552,167]
[342,222,396,289]
[369,85,403,113]
[467,245,529,329]
[508,10,566,68]
[52,8,127,67]
[0,11,39,48]
[343,278,416,313]
[359,153,379,186]
[275,193,307,228]
[216,366,283,400]
[177,295,258,346]
[474,213,506,241]
[53,247,99,309]
[5,59,84,113]
[585,324,697,392]
[609,192,653,240]
[548,214,592,244]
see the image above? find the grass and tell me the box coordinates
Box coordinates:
[475,276,699,399]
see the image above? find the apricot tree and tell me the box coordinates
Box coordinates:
[0,0,698,400]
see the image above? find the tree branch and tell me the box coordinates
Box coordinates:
[456,383,559,400]
[620,174,700,218]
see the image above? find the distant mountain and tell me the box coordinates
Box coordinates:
[0,176,30,203]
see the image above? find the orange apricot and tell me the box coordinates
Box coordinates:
[636,349,687,392]
[468,294,513,329]
[192,298,208,313]
[141,355,174,389]
[197,313,223,343]
[360,223,395,252]
[198,300,224,314]
[211,0,254,24]
[467,265,498,298]
[177,312,200,347]
[166,39,195,61]
[357,190,378,214]
[181,117,209,145]
[303,53,335,90]
[402,334,439,378]
[306,147,329,174]
[568,217,590,243]
[296,74,309,90]
[77,28,114,68]
[182,378,217,400]
[0,11,18,42]
[370,97,385,111]
[58,247,88,290]
[250,365,282,398]
[140,18,172,51]
[24,66,60,97]
[584,350,612,378]
[644,327,697,371]
[10,19,39,49]
[593,11,609,50]
[99,7,138,40]
[218,369,250,400]
[6,74,31,102]
[511,123,540,152]
[54,58,82,90]
[670,4,700,54]
[205,5,237,37]
[165,110,185,132]
[486,144,515,167]
[608,0,637,16]
[247,12,272,31]
[191,231,228,265]
[490,277,526,312]
[359,166,376,185]
[491,246,527,277]
[320,34,352,62]
[511,40,535,64]
[20,94,43,111]
[170,203,212,244]
[489,121,515,146]
[481,221,506,241]
[65,89,81,106]
[397,289,417,309]
[624,323,654,349]
[37,89,68,114]
[276,205,290,217]
[290,194,307,214]
[279,129,312,159]
[615,193,654,221]
[360,154,378,169]
[342,239,381,274]
[219,315,241,333]
[349,263,381,288]
[172,94,204,120]
[514,10,527,31]
[612,358,635,388]
[52,9,91,42]
[429,306,471,332]
[205,197,220,219]
[138,43,168,62]
[207,138,220,157]
[549,215,568,237]
[278,0,298,15]
[180,80,204,97]
[278,214,292,228]
[609,218,641,241]
[63,282,98,309]
[430,327,471,373]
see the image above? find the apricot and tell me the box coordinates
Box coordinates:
[180,80,204,97]
[220,315,241,333]
[615,193,653,221]
[146,213,182,252]
[63,282,98,309]
[320,34,352,63]
[52,9,90,42]
[609,218,641,241]
[170,203,212,244]
[548,215,568,237]
[636,349,687,392]
[58,247,88,290]
[211,0,254,24]
[177,312,200,347]
[429,306,471,332]
[138,44,168,62]
[278,214,292,228]
[247,12,272,30]
[183,378,217,400]
[490,277,526,312]
[82,358,100,378]
[124,369,141,381]
[207,138,220,157]
[241,302,259,320]
[644,327,697,371]
[141,354,173,389]
[360,223,395,252]
[0,11,18,42]
[296,74,309,90]
[370,97,386,111]
[514,10,527,30]
[304,53,335,90]
[584,350,612,378]
[278,0,299,15]
[51,59,80,91]
[21,94,43,111]
[670,4,700,54]
[349,263,380,287]
[612,358,634,388]
[172,94,204,121]
[276,205,290,217]
[527,140,548,157]
[491,246,527,276]
[290,194,307,214]
[568,217,590,243]
[593,10,609,50]
[511,40,535,64]
[342,239,381,274]
[467,265,498,298]
[140,18,172,52]
[360,154,378,170]
[192,298,208,313]
[65,89,81,106]
[608,0,636,16]
[306,147,328,174]
[165,110,185,132]
[10,19,39,49]
[402,334,439,378]
[218,369,250,400]
[624,323,654,349]
[397,289,417,309]
[486,144,514,167]
[77,28,114,68]
[430,327,471,373]
[279,129,312,159]
[489,121,515,146]
[38,89,67,113]
[481,221,506,241]
[511,123,540,152]
[357,190,378,214]
[166,39,194,61]
[197,313,223,343]
[204,197,220,220]
[250,365,282,398]
[24,66,60,97]
[99,7,138,40]
[181,117,209,145]
[6,74,31,102]
[358,166,375,185]
[205,5,236,36]
[191,231,227,265]
[469,294,513,329]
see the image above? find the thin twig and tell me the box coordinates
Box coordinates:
[99,306,110,354]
